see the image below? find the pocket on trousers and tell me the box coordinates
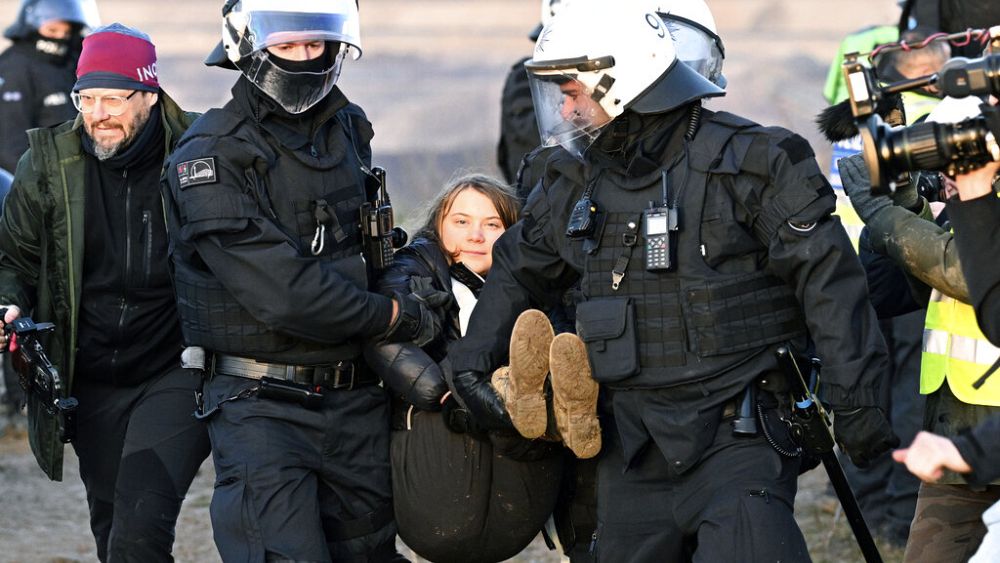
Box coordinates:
[211,465,265,563]
[576,297,639,383]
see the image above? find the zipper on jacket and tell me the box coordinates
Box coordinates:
[141,210,152,286]
[111,169,132,378]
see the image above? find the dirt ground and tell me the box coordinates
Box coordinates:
[0,0,913,561]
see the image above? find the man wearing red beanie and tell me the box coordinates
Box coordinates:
[0,22,210,562]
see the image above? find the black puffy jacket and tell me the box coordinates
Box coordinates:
[364,237,461,411]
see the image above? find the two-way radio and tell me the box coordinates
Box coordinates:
[643,171,679,271]
[360,166,407,278]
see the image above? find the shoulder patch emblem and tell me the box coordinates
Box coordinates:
[777,134,814,165]
[176,157,218,189]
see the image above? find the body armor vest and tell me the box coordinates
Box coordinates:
[172,106,369,363]
[574,113,807,389]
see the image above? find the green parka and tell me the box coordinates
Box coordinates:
[0,91,197,480]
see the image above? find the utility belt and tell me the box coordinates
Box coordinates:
[196,354,378,418]
[211,354,378,391]
[722,364,823,475]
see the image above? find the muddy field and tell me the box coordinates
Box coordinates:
[0,1,910,561]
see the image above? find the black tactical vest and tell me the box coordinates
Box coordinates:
[573,112,807,389]
[171,105,369,363]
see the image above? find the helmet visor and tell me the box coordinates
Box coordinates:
[663,17,724,85]
[25,0,100,29]
[242,46,347,114]
[528,70,613,159]
[242,9,361,59]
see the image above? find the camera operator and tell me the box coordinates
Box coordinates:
[948,157,1000,342]
[893,146,1000,558]
[841,92,1000,561]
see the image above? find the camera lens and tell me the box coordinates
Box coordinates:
[884,122,946,173]
[874,116,994,179]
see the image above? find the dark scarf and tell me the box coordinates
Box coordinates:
[81,102,164,170]
[590,105,696,177]
[232,73,347,143]
[17,31,80,67]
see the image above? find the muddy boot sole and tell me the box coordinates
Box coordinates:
[550,333,601,459]
[507,309,554,439]
[491,366,512,405]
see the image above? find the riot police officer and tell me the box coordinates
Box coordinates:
[452,3,898,561]
[0,0,99,172]
[162,1,442,560]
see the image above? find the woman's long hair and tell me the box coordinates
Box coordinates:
[416,173,521,262]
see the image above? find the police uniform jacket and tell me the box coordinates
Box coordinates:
[163,78,394,365]
[452,105,889,473]
[0,39,77,172]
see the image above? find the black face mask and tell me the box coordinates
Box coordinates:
[269,46,337,73]
[26,31,72,63]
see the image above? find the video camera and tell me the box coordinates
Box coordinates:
[0,311,78,443]
[842,26,1000,194]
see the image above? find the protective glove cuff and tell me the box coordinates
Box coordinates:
[381,291,422,343]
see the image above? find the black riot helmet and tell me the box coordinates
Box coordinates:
[4,0,100,40]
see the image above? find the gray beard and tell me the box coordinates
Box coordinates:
[92,141,122,161]
[86,104,152,162]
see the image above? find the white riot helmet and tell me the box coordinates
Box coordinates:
[656,0,726,87]
[530,0,573,41]
[216,0,362,114]
[526,1,724,159]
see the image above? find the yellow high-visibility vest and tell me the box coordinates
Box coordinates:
[921,289,1000,406]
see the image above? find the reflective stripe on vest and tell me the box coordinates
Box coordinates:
[921,289,1000,406]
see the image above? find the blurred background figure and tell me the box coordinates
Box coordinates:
[0,0,99,172]
[496,0,557,190]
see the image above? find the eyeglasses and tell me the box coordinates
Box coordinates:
[71,91,139,116]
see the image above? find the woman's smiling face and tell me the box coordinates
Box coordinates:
[438,187,507,276]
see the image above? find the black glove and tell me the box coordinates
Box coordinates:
[382,277,453,347]
[440,395,487,437]
[832,406,900,468]
[452,370,514,432]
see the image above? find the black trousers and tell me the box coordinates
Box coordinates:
[204,374,405,563]
[72,366,211,562]
[391,408,563,563]
[594,413,809,563]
